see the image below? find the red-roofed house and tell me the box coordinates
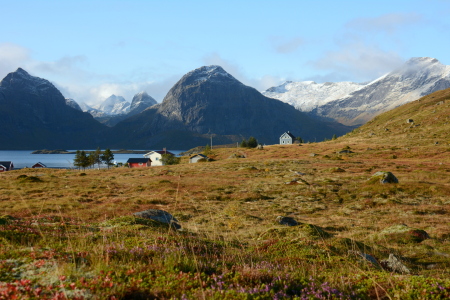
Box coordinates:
[127,158,151,168]
[32,162,47,168]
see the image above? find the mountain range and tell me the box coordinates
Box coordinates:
[0,66,348,150]
[1,57,450,150]
[263,57,450,126]
[110,65,349,148]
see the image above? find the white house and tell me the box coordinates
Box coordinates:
[143,150,175,166]
[279,131,296,144]
[189,154,209,163]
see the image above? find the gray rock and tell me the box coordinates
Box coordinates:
[133,209,181,229]
[380,254,411,274]
[348,251,382,270]
[371,171,399,184]
[276,216,299,226]
[338,149,354,154]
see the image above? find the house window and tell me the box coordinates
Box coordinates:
[155,157,159,161]
[139,163,143,166]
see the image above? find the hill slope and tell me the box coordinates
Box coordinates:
[341,87,450,146]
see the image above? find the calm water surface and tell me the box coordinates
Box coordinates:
[0,150,185,169]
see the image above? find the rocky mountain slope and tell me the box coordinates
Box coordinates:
[265,57,450,126]
[111,66,351,149]
[128,91,157,116]
[0,68,108,149]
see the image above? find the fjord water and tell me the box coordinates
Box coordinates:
[0,150,185,169]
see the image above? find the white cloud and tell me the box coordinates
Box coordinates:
[310,43,404,82]
[346,13,422,35]
[0,42,178,105]
[269,36,304,54]
[202,52,285,91]
[0,43,31,78]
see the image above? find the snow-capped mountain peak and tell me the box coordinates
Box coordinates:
[184,65,238,84]
[263,80,364,112]
[94,94,130,115]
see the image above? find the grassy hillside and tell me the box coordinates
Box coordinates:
[1,90,450,299]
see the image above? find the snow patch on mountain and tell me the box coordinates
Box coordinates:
[310,57,450,126]
[263,81,365,112]
[65,98,82,111]
[93,94,130,115]
[186,65,237,84]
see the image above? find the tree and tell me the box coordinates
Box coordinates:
[203,144,212,156]
[92,147,103,169]
[161,153,180,165]
[101,148,115,169]
[73,150,89,171]
[247,136,258,148]
[240,139,248,148]
[296,136,303,143]
[332,134,337,140]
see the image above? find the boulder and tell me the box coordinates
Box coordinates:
[133,209,181,229]
[276,216,299,226]
[380,254,411,274]
[338,149,354,154]
[370,171,398,184]
[378,224,430,244]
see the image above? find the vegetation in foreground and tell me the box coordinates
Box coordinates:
[1,90,450,299]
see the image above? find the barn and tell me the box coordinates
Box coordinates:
[127,158,151,168]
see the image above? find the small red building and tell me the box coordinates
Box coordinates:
[127,158,151,168]
[0,161,14,172]
[32,162,47,168]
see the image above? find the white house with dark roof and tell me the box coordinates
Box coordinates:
[143,150,175,166]
[0,161,14,172]
[189,154,209,163]
[279,131,296,145]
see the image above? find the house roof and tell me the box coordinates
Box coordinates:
[0,161,13,169]
[127,158,151,163]
[32,162,47,167]
[144,150,174,157]
[189,154,207,159]
[280,131,296,139]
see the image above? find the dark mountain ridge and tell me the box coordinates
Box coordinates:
[0,68,108,150]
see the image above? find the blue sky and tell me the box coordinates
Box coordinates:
[1,0,449,104]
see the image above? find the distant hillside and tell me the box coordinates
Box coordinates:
[341,87,450,146]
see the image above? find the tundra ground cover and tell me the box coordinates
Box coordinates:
[1,139,450,299]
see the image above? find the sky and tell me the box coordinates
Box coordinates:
[0,0,449,105]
